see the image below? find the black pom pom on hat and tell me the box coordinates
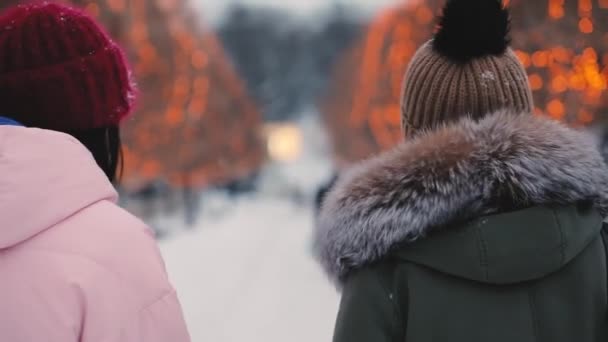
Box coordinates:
[433,0,511,63]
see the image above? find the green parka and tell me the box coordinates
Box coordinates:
[314,113,608,342]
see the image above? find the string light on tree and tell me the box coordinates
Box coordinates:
[322,0,608,164]
[2,0,266,190]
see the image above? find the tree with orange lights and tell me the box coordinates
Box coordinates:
[509,0,608,123]
[322,1,441,164]
[323,0,608,164]
[1,0,265,191]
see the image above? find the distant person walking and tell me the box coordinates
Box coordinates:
[0,3,190,341]
[314,0,608,341]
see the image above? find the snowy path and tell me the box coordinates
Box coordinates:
[159,198,340,342]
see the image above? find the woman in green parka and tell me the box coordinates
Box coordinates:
[314,0,608,341]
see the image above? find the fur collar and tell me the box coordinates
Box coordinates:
[314,111,608,284]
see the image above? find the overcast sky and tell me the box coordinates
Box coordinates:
[193,0,403,25]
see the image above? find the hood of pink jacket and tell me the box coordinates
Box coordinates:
[0,126,117,249]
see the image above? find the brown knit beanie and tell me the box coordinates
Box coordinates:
[401,0,534,137]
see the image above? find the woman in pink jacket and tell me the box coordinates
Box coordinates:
[0,3,190,341]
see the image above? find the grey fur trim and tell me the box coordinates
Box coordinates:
[315,111,608,284]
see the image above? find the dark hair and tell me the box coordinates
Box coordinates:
[66,126,123,183]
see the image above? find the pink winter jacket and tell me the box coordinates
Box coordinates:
[0,126,191,342]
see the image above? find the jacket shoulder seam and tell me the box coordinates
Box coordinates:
[13,248,170,307]
[140,289,177,314]
[476,226,489,281]
[393,265,408,342]
[527,287,541,342]
[13,248,128,284]
[373,262,404,342]
[551,209,567,265]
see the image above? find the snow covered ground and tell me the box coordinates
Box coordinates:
[158,114,340,341]
[159,198,340,342]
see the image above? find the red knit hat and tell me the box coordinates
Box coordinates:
[0,2,135,131]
